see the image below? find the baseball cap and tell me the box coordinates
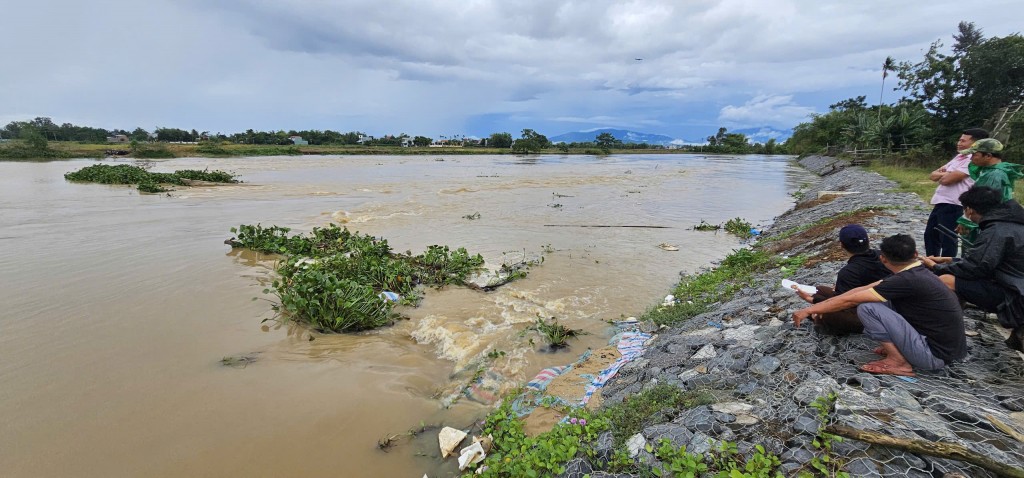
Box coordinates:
[838,224,869,249]
[960,138,1003,155]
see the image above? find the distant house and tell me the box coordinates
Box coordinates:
[288,135,308,145]
[106,134,129,143]
[357,134,374,144]
[401,137,413,147]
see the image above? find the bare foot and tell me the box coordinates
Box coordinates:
[859,360,915,377]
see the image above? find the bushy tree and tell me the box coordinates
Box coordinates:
[488,132,513,148]
[595,132,622,148]
[512,129,550,153]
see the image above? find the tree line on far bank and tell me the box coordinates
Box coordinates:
[787,22,1024,163]
[1,116,785,159]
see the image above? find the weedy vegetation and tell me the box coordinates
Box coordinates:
[64,164,238,193]
[532,316,580,349]
[228,223,488,332]
[464,384,801,477]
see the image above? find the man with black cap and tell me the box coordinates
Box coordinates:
[793,224,891,334]
[794,234,967,376]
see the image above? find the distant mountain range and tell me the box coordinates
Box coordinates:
[549,127,792,146]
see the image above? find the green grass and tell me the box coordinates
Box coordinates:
[604,383,717,447]
[865,161,1024,204]
[643,248,776,326]
[862,163,938,203]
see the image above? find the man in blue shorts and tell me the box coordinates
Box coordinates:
[793,234,966,376]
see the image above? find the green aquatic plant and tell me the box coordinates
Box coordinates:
[693,219,722,231]
[231,223,488,332]
[533,316,579,348]
[724,217,754,239]
[64,164,237,193]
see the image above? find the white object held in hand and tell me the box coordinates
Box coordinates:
[781,279,816,295]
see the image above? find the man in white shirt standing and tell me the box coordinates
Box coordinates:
[923,128,988,257]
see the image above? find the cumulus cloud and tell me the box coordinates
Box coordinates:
[719,95,817,128]
[1,0,1022,138]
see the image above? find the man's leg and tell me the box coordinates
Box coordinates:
[857,302,946,371]
[936,203,964,257]
[924,206,942,257]
[815,308,864,335]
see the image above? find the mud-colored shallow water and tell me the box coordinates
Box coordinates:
[0,154,813,477]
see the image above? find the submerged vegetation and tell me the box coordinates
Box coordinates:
[64,164,239,193]
[532,316,581,349]
[228,224,487,332]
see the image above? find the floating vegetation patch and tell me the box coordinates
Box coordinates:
[220,353,260,368]
[692,219,721,231]
[64,164,239,193]
[724,217,754,239]
[227,223,489,332]
[463,212,482,220]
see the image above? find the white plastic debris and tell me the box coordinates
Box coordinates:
[662,294,676,306]
[658,243,679,251]
[457,441,487,470]
[438,426,467,459]
[626,433,647,457]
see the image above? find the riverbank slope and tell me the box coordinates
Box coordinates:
[589,156,1024,476]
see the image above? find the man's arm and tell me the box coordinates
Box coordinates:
[936,170,970,186]
[792,281,884,327]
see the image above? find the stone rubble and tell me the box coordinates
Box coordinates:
[571,156,1024,477]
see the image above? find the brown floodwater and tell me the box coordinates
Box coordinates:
[0,154,814,477]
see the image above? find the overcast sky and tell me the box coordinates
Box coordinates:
[1,1,1020,141]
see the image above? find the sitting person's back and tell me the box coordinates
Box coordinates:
[796,224,892,334]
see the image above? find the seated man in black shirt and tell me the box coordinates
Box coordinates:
[922,186,1024,352]
[793,224,892,334]
[793,234,967,376]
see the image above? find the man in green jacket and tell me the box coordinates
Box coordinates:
[957,139,1022,244]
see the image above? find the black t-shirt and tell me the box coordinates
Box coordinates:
[835,249,892,294]
[872,264,966,362]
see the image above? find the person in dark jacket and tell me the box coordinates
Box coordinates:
[922,186,1024,351]
[793,224,892,334]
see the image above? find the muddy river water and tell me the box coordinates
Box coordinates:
[0,154,814,477]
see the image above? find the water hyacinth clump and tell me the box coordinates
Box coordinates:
[230,223,486,332]
[64,164,238,193]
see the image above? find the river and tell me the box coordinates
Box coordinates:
[0,153,814,477]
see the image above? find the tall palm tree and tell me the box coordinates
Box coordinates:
[878,56,896,123]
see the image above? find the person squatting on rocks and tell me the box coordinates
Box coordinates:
[922,186,1024,352]
[956,138,1023,244]
[923,128,986,257]
[793,224,891,335]
[793,234,967,377]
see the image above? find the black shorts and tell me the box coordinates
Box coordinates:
[955,278,1010,312]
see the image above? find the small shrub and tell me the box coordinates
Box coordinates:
[533,316,579,348]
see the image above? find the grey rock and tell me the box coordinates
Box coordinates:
[642,423,693,449]
[845,457,882,477]
[674,406,715,433]
[749,355,781,375]
[791,414,821,435]
[780,447,815,464]
[793,377,841,405]
[690,344,717,360]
